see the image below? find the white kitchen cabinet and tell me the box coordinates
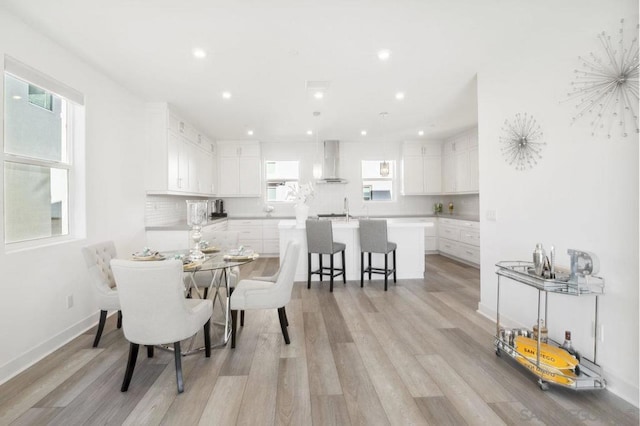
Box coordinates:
[423,217,438,252]
[145,219,228,252]
[145,102,216,196]
[438,217,480,266]
[401,141,442,195]
[227,219,263,253]
[441,128,478,194]
[262,219,280,256]
[226,218,280,257]
[217,141,261,197]
[195,140,215,194]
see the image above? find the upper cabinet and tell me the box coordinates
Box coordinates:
[442,128,479,194]
[217,141,261,197]
[401,141,442,195]
[145,103,215,196]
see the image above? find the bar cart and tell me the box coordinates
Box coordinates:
[494,261,606,391]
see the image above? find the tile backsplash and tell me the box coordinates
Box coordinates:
[145,195,208,226]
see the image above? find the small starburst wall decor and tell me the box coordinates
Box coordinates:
[567,19,639,138]
[500,113,545,170]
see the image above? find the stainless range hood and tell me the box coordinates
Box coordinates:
[317,140,348,184]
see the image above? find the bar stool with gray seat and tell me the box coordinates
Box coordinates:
[305,219,346,292]
[359,219,397,291]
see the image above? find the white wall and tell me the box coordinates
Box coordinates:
[0,10,147,383]
[476,0,638,405]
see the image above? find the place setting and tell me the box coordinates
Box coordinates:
[131,247,165,261]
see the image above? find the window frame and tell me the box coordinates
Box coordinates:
[361,159,395,202]
[264,160,300,204]
[3,57,84,251]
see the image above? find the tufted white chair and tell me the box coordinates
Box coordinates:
[81,241,122,347]
[236,242,292,326]
[194,230,241,298]
[111,259,213,393]
[230,241,299,348]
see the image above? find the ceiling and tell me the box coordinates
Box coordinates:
[1,0,497,143]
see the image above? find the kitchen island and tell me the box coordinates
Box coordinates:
[278,218,433,282]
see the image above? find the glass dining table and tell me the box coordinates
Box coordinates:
[161,249,259,354]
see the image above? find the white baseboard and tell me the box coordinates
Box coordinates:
[0,311,102,386]
[476,302,639,408]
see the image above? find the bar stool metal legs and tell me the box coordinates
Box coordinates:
[360,249,396,291]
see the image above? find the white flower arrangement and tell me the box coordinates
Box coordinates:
[287,182,315,205]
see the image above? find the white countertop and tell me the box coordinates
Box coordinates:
[278,218,435,229]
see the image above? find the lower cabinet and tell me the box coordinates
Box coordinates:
[438,218,480,266]
[424,218,438,252]
[227,218,280,257]
[145,219,228,252]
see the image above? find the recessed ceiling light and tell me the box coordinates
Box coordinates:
[192,48,207,58]
[377,49,391,61]
[222,91,232,99]
[314,91,324,99]
[361,130,367,136]
[418,130,424,136]
[395,92,405,100]
[306,130,313,135]
[12,95,21,100]
[247,130,254,136]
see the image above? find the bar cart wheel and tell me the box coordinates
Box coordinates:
[538,379,549,391]
[495,346,502,357]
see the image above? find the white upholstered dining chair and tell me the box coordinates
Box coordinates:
[111,259,213,393]
[230,241,299,348]
[81,241,122,347]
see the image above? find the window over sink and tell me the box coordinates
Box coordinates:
[265,160,299,202]
[361,160,394,201]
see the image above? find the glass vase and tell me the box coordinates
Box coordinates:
[186,200,207,261]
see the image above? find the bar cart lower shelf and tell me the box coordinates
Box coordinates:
[494,261,606,391]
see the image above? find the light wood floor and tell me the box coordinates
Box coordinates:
[1,255,638,425]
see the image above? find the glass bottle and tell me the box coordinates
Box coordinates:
[532,320,548,343]
[561,331,580,360]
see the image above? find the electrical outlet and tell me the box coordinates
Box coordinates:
[66,294,74,309]
[486,210,497,221]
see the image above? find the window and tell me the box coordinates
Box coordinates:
[265,160,299,202]
[361,160,394,201]
[3,58,84,246]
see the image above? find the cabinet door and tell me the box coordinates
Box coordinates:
[167,132,180,191]
[238,156,261,196]
[196,149,213,195]
[238,143,261,157]
[178,138,191,191]
[186,142,198,193]
[455,150,469,192]
[423,156,441,193]
[468,145,479,192]
[402,156,425,194]
[218,157,240,195]
[402,141,424,157]
[442,154,456,193]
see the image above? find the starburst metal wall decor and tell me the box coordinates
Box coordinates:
[567,19,639,138]
[500,113,545,170]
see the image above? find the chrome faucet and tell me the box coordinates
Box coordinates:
[344,197,350,222]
